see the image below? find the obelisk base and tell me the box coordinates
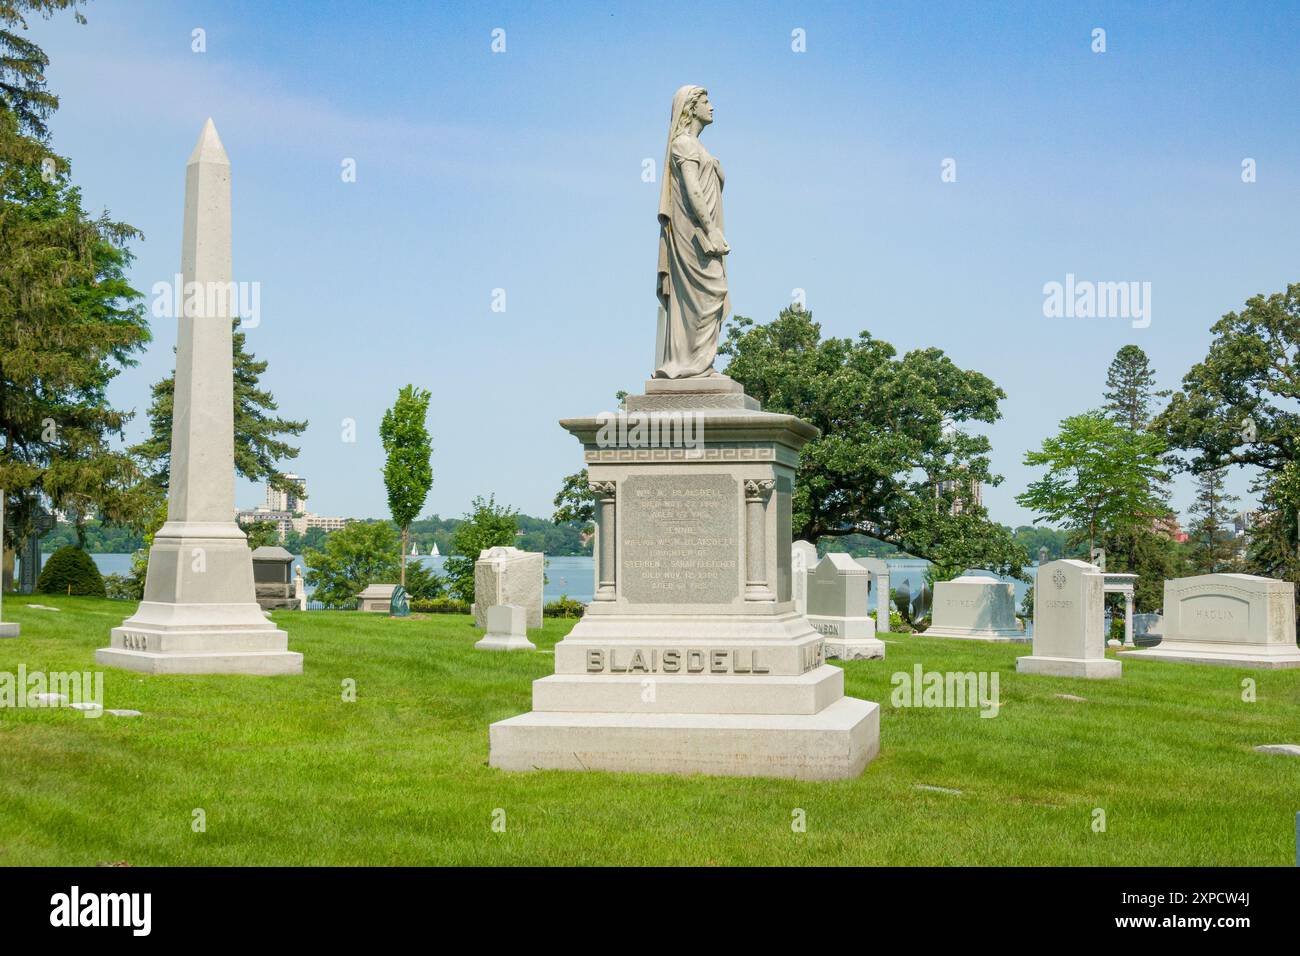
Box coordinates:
[491,696,878,781]
[97,523,301,675]
[0,623,18,638]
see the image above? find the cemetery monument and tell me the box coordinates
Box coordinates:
[806,553,885,660]
[1017,559,1120,678]
[927,574,1025,642]
[1120,573,1300,669]
[488,86,880,779]
[98,120,301,675]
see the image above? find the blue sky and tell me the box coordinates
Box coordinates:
[28,0,1300,527]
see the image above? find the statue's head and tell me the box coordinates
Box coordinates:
[672,85,712,136]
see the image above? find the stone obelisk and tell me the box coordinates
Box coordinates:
[98,119,301,675]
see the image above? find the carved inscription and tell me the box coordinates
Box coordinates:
[621,474,739,604]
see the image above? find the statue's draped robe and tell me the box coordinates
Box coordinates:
[655,133,729,379]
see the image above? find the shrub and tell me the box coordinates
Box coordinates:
[409,597,471,614]
[36,546,106,597]
[544,596,586,618]
[103,573,141,601]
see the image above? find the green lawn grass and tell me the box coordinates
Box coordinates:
[1,594,1297,865]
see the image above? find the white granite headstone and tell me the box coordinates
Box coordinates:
[791,540,817,615]
[807,553,884,660]
[1017,559,1120,678]
[473,547,543,629]
[1120,573,1300,669]
[97,120,299,676]
[927,574,1025,642]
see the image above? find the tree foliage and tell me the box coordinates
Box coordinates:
[720,306,1025,577]
[303,521,400,609]
[0,106,153,552]
[1186,466,1240,573]
[379,384,432,587]
[1103,344,1166,431]
[1017,411,1169,560]
[133,319,307,496]
[443,494,519,603]
[0,0,88,141]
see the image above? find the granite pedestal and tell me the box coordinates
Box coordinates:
[489,376,880,780]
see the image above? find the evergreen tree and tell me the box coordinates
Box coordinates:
[1186,466,1240,572]
[1,1,89,141]
[134,320,307,496]
[1103,344,1166,431]
[0,108,153,553]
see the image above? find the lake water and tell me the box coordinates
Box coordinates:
[89,553,1040,609]
[89,553,597,604]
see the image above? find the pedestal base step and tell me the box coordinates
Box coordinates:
[1016,655,1121,679]
[532,665,844,715]
[489,696,879,780]
[824,638,886,660]
[95,646,302,676]
[0,622,18,638]
[925,628,1028,643]
[1118,643,1300,670]
[475,635,537,652]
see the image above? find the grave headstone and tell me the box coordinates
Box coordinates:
[807,553,884,660]
[855,557,891,635]
[17,508,54,595]
[0,494,17,637]
[1119,573,1300,669]
[927,574,1026,642]
[98,120,300,675]
[250,545,295,611]
[475,603,536,651]
[1017,559,1121,678]
[473,546,543,629]
[791,540,817,615]
[356,584,397,612]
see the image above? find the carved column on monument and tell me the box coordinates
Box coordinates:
[591,480,617,601]
[744,478,775,601]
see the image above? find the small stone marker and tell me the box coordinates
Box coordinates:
[855,557,891,635]
[30,693,67,706]
[1253,744,1300,757]
[474,604,535,651]
[915,784,962,795]
[1120,573,1300,669]
[355,584,397,613]
[1017,559,1121,679]
[1055,693,1087,702]
[108,709,142,718]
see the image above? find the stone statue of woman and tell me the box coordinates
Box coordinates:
[654,85,730,379]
